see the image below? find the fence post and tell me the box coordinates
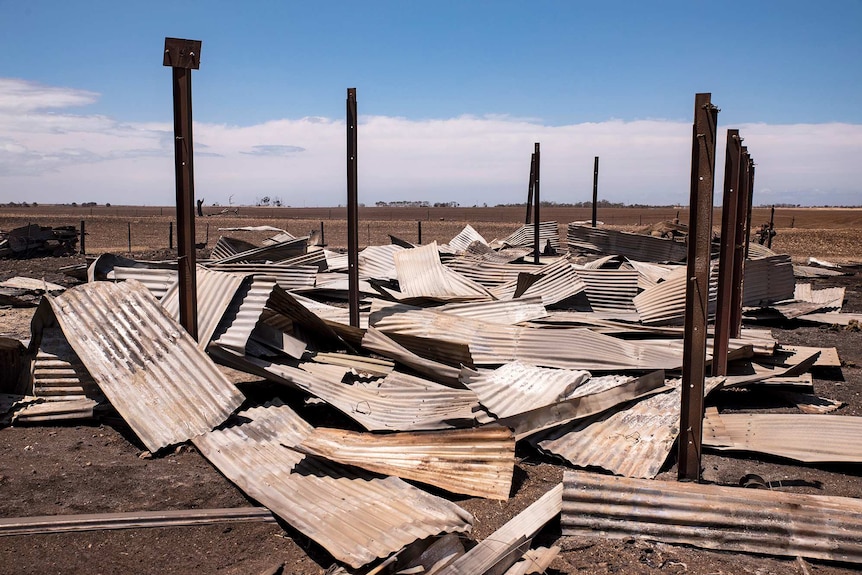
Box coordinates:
[169,221,174,250]
[533,143,541,264]
[592,156,599,227]
[346,88,360,328]
[417,220,422,244]
[525,152,535,224]
[678,93,719,482]
[79,220,86,255]
[127,222,132,254]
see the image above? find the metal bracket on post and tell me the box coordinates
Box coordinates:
[678,93,718,482]
[163,37,201,341]
[533,143,541,264]
[346,88,360,328]
[592,156,599,228]
[712,130,741,376]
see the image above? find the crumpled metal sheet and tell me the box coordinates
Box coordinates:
[562,470,862,564]
[38,280,245,452]
[633,265,717,325]
[358,244,404,280]
[498,221,561,253]
[443,258,544,289]
[361,327,462,386]
[490,257,586,306]
[443,224,488,253]
[192,401,473,568]
[394,242,494,301]
[567,224,687,262]
[575,268,639,312]
[742,254,796,307]
[295,425,515,500]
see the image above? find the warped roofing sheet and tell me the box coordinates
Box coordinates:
[192,401,473,568]
[209,346,483,431]
[211,236,309,264]
[0,276,65,292]
[794,283,845,308]
[204,262,318,291]
[491,257,586,306]
[443,258,544,289]
[435,297,548,325]
[460,362,590,419]
[361,327,461,386]
[394,242,493,301]
[210,236,258,260]
[537,378,724,479]
[498,221,561,252]
[742,254,796,307]
[443,224,488,253]
[464,243,532,263]
[358,243,403,280]
[32,327,100,401]
[161,266,246,350]
[567,224,687,262]
[561,470,862,564]
[370,307,683,371]
[38,280,245,452]
[625,259,678,290]
[633,265,717,325]
[703,410,862,463]
[438,483,562,575]
[112,267,177,299]
[575,268,639,312]
[295,425,515,500]
[210,275,279,355]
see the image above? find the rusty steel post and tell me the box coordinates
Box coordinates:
[319,221,325,246]
[79,220,86,255]
[678,93,718,482]
[525,152,535,225]
[730,148,752,337]
[767,205,775,249]
[169,221,174,250]
[712,130,741,376]
[346,88,360,328]
[744,155,754,259]
[592,156,599,227]
[164,37,201,340]
[417,220,422,244]
[533,143,541,264]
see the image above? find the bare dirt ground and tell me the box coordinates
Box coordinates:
[1,207,861,574]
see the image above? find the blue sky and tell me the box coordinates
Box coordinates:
[1,1,860,207]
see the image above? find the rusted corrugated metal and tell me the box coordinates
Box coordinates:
[358,244,403,280]
[742,255,795,306]
[161,266,246,349]
[567,224,687,262]
[575,269,639,312]
[633,265,717,325]
[209,346,482,431]
[32,327,101,401]
[437,483,562,575]
[394,242,493,301]
[491,257,586,306]
[499,221,561,252]
[112,267,177,299]
[443,224,488,253]
[538,378,724,479]
[192,401,473,569]
[460,362,590,419]
[703,410,862,463]
[204,263,318,291]
[561,470,862,564]
[42,280,245,452]
[210,275,278,355]
[361,327,463,386]
[295,425,515,500]
[11,397,101,423]
[503,546,560,575]
[370,307,682,371]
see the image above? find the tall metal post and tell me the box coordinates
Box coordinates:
[678,93,718,482]
[532,143,541,264]
[79,220,86,255]
[744,155,754,259]
[525,153,535,224]
[592,156,599,227]
[730,148,752,337]
[163,37,201,340]
[346,88,360,328]
[417,220,422,244]
[712,130,741,376]
[767,205,775,249]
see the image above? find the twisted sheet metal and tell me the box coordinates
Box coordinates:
[538,378,724,479]
[361,327,461,386]
[794,283,845,307]
[742,255,795,307]
[204,262,318,291]
[460,362,590,419]
[464,243,532,263]
[211,237,309,264]
[210,236,258,260]
[567,224,687,262]
[490,257,586,306]
[436,297,548,325]
[443,224,488,253]
[443,258,544,289]
[562,470,862,564]
[498,221,561,252]
[358,244,404,280]
[626,260,678,290]
[210,275,278,355]
[32,327,100,401]
[161,266,246,350]
[633,265,717,325]
[575,269,639,312]
[703,410,862,463]
[44,280,245,452]
[209,346,482,431]
[295,425,515,500]
[112,267,177,299]
[370,307,682,371]
[395,242,493,301]
[437,483,562,575]
[193,401,473,568]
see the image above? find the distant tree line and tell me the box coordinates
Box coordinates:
[494,199,676,208]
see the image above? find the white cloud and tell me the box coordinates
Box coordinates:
[0,77,860,207]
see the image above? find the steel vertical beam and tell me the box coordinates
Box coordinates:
[712,130,741,376]
[744,155,754,259]
[79,220,86,255]
[592,156,599,227]
[533,143,541,264]
[678,93,718,482]
[730,148,752,337]
[164,37,201,341]
[527,154,534,225]
[346,88,360,328]
[767,205,775,249]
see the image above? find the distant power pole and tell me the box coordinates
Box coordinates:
[592,156,599,227]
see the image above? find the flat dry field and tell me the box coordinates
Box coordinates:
[2,205,861,262]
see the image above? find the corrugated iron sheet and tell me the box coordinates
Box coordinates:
[32,327,100,401]
[443,224,488,253]
[626,259,678,290]
[575,268,639,312]
[210,236,258,260]
[210,275,278,355]
[794,283,845,307]
[436,297,548,325]
[192,401,473,568]
[567,224,687,262]
[537,378,724,479]
[211,237,309,264]
[797,312,862,326]
[633,265,717,325]
[361,327,461,385]
[295,425,515,500]
[42,280,245,452]
[112,267,177,299]
[498,221,561,252]
[358,244,403,280]
[204,262,318,291]
[161,266,246,350]
[437,483,562,575]
[323,249,349,271]
[490,257,586,306]
[464,243,532,263]
[11,397,100,423]
[561,470,862,564]
[394,242,493,301]
[703,410,862,463]
[742,254,796,307]
[444,258,544,289]
[460,362,590,419]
